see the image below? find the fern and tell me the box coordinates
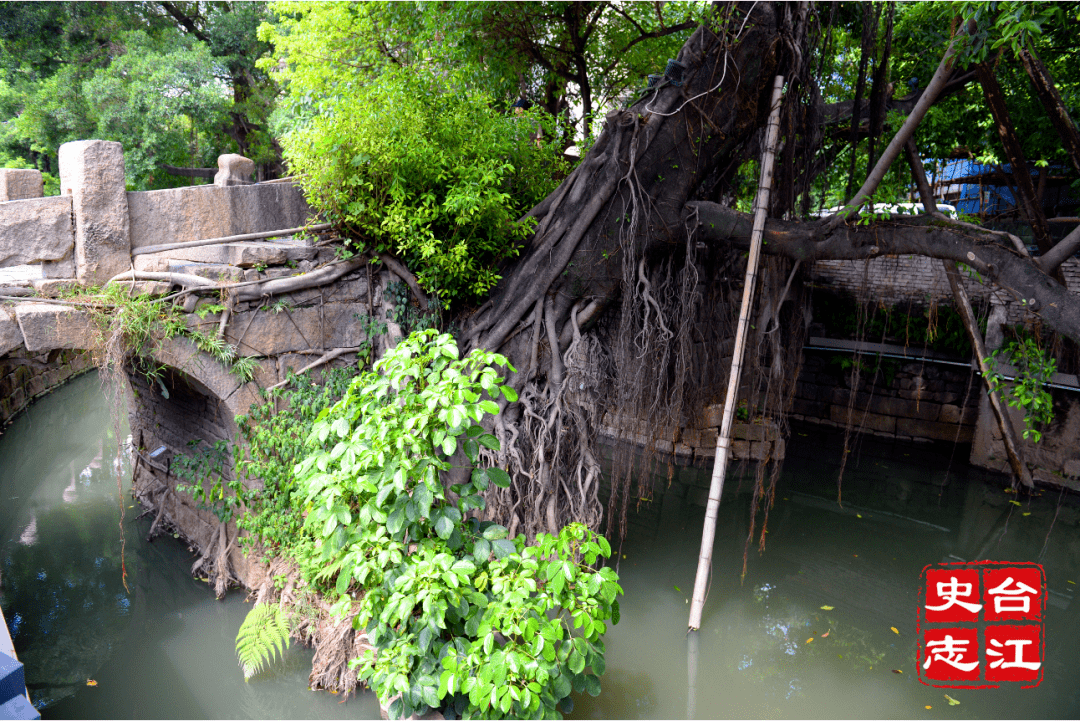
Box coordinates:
[236,603,291,680]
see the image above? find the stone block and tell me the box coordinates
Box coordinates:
[0,168,43,200]
[700,403,724,428]
[896,417,973,443]
[59,140,131,284]
[732,423,758,441]
[134,241,318,270]
[224,302,368,356]
[169,262,245,282]
[41,250,76,279]
[215,154,255,187]
[829,404,896,434]
[732,440,750,459]
[1064,459,1080,478]
[127,182,313,250]
[749,441,771,460]
[26,373,46,398]
[774,438,786,460]
[0,195,74,266]
[938,404,967,424]
[15,303,100,352]
[31,278,82,297]
[0,309,23,356]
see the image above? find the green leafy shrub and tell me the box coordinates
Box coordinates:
[277,65,566,301]
[234,366,360,551]
[986,334,1057,442]
[292,330,621,718]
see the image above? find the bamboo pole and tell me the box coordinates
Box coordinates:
[903,139,1033,489]
[688,75,785,631]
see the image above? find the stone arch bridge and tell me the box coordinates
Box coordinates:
[0,140,408,593]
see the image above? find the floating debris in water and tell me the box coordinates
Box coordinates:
[945,694,960,706]
[820,605,834,610]
[86,679,98,687]
[891,627,900,634]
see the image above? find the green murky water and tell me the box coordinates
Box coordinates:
[572,431,1080,719]
[2,373,1078,718]
[0,372,378,718]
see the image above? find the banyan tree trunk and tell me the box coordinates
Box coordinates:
[457,3,806,542]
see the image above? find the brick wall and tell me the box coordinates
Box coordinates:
[0,348,96,426]
[810,256,1080,326]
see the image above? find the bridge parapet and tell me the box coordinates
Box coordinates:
[0,140,314,286]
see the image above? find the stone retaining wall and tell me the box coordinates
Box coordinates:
[0,347,95,426]
[790,349,981,444]
[599,409,786,465]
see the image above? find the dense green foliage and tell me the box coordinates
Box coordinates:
[234,366,360,549]
[806,1,1080,212]
[280,330,621,718]
[258,1,710,300]
[0,1,277,190]
[275,63,565,300]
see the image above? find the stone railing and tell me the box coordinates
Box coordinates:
[0,141,313,286]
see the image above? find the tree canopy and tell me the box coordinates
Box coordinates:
[0,1,278,191]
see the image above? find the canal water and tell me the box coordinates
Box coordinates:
[1,373,1077,718]
[0,372,378,718]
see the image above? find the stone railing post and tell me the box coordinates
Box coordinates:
[0,169,44,201]
[59,140,131,285]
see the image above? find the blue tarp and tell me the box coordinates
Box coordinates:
[931,159,1078,217]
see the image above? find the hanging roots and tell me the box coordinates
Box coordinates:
[483,303,607,539]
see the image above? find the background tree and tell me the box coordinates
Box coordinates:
[0,1,280,191]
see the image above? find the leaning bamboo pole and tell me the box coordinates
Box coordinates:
[688,75,785,631]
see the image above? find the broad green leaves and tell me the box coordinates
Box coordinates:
[291,330,621,719]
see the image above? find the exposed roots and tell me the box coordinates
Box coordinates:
[246,553,373,696]
[483,304,607,539]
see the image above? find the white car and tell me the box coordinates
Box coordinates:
[811,202,958,219]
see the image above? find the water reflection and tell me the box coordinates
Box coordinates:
[574,429,1080,719]
[0,373,380,719]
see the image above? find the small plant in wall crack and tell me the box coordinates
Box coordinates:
[985,333,1057,442]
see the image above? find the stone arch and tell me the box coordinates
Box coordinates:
[127,335,269,594]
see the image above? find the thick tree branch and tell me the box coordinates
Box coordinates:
[689,202,1080,344]
[1038,224,1080,275]
[823,34,960,232]
[159,2,210,43]
[974,60,1054,255]
[1019,46,1080,176]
